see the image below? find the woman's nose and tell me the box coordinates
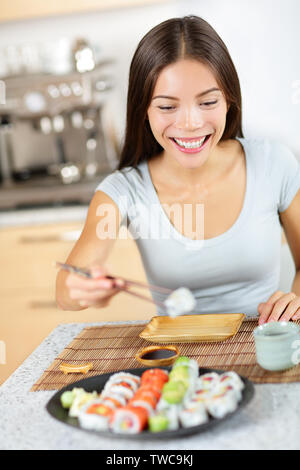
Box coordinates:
[174,106,204,130]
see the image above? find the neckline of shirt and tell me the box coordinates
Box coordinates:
[140,137,253,248]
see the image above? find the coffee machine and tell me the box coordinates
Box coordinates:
[0,38,119,209]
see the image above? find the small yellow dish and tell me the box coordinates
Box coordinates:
[139,313,245,343]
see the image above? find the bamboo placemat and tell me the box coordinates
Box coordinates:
[31,319,300,391]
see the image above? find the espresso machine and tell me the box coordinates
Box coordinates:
[0,38,119,209]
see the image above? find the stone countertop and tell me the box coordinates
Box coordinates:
[0,321,300,451]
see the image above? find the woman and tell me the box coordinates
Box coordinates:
[56,16,300,324]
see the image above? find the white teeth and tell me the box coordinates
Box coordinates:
[173,136,207,149]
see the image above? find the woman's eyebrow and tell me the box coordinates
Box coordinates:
[152,87,221,101]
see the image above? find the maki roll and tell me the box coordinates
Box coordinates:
[219,371,244,392]
[100,393,127,409]
[129,393,157,416]
[179,402,208,427]
[148,411,169,433]
[103,382,135,400]
[110,405,148,434]
[140,368,169,387]
[78,400,114,431]
[196,372,219,391]
[105,372,140,392]
[206,390,238,419]
[172,356,199,377]
[161,380,186,405]
[148,407,179,432]
[184,387,212,407]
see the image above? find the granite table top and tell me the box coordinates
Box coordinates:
[1,321,300,450]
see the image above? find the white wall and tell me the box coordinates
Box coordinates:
[178,0,300,159]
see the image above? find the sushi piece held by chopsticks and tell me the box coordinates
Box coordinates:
[164,287,197,317]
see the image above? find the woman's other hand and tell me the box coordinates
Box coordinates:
[258,290,300,325]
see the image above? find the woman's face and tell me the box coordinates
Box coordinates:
[147,59,229,169]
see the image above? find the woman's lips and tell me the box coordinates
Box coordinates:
[169,134,212,154]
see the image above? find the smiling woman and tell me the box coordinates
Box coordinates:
[56,15,300,325]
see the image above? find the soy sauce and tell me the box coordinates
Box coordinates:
[141,349,177,360]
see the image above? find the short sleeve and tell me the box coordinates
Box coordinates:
[269,142,300,213]
[95,170,135,226]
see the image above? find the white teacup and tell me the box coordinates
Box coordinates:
[253,322,300,371]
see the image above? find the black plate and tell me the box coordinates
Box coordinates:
[46,367,254,440]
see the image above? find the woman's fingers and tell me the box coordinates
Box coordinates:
[66,273,114,291]
[258,290,285,325]
[267,292,297,322]
[258,291,300,324]
[69,286,117,300]
[280,297,300,322]
[66,266,126,308]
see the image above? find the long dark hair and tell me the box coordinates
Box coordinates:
[118,15,243,170]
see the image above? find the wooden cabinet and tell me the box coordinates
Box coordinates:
[0,221,154,384]
[0,0,169,22]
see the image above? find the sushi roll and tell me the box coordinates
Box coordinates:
[161,380,186,405]
[214,383,242,402]
[148,411,169,433]
[196,372,220,391]
[219,371,244,392]
[179,402,208,427]
[140,368,169,387]
[184,387,212,407]
[128,398,156,416]
[78,400,114,431]
[149,407,179,432]
[110,405,148,434]
[164,287,196,317]
[105,372,140,392]
[100,393,127,409]
[134,385,162,402]
[206,390,238,419]
[103,382,135,400]
[173,356,199,377]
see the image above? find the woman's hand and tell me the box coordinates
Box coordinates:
[258,290,300,325]
[66,266,125,308]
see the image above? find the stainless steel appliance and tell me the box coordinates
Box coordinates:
[0,43,119,209]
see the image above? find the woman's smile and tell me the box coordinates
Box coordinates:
[169,134,212,153]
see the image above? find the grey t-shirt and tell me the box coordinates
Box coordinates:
[95,138,300,317]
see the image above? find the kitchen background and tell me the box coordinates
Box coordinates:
[0,0,299,384]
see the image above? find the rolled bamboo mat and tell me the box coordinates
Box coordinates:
[31,319,300,391]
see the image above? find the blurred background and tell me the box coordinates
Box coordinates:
[0,0,299,383]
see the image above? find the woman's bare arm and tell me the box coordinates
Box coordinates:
[56,190,123,311]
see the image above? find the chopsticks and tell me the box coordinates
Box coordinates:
[55,262,171,311]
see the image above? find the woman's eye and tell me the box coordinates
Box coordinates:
[201,100,218,107]
[158,106,175,110]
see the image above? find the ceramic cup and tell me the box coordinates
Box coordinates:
[253,321,300,371]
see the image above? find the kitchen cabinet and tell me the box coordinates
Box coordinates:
[0,0,170,23]
[0,221,154,384]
